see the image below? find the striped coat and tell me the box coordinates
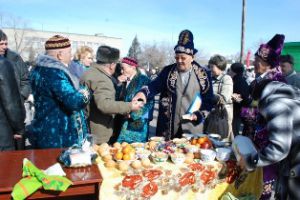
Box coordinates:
[255,81,300,199]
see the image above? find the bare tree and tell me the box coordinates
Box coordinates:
[6,16,29,54]
[1,13,31,56]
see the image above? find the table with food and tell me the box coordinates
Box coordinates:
[94,134,263,200]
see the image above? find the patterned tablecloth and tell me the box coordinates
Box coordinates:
[98,158,263,200]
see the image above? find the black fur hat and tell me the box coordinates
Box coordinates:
[96,45,120,64]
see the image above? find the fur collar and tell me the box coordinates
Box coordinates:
[36,54,79,89]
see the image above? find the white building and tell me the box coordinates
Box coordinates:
[2,28,123,61]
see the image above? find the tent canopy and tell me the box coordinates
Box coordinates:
[281,42,300,72]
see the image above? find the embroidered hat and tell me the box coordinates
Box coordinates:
[121,57,138,67]
[255,34,285,68]
[96,45,120,64]
[45,35,71,50]
[174,29,198,55]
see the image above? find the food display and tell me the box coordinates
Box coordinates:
[151,152,169,163]
[95,135,244,199]
[170,152,185,165]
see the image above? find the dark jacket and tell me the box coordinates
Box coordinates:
[232,74,251,116]
[5,49,31,100]
[0,58,25,150]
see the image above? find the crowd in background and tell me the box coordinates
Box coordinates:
[1,28,300,199]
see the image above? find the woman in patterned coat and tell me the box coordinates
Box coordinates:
[116,57,153,143]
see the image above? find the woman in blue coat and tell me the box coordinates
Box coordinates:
[116,57,153,143]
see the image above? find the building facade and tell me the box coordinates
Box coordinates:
[2,28,122,62]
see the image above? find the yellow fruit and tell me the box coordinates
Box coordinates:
[191,139,197,145]
[123,154,131,160]
[115,151,123,160]
[122,146,131,154]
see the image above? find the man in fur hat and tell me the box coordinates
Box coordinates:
[133,30,213,140]
[81,45,143,144]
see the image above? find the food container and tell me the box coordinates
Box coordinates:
[232,135,258,172]
[150,152,168,163]
[208,133,222,140]
[200,149,216,162]
[135,149,151,160]
[215,147,232,161]
[184,144,199,153]
[170,152,186,165]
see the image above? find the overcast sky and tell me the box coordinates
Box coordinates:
[1,0,299,57]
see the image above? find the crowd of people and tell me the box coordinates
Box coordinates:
[1,28,300,199]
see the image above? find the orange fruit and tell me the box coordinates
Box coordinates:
[123,153,131,160]
[115,151,123,160]
[122,146,131,154]
[198,137,208,145]
[191,139,197,145]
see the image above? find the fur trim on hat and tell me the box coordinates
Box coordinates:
[96,45,120,64]
[174,29,198,55]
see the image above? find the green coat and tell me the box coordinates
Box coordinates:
[81,63,132,144]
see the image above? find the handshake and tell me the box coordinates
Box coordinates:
[130,92,147,111]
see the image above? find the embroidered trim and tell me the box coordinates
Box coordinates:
[166,65,178,94]
[174,46,194,55]
[194,65,210,94]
